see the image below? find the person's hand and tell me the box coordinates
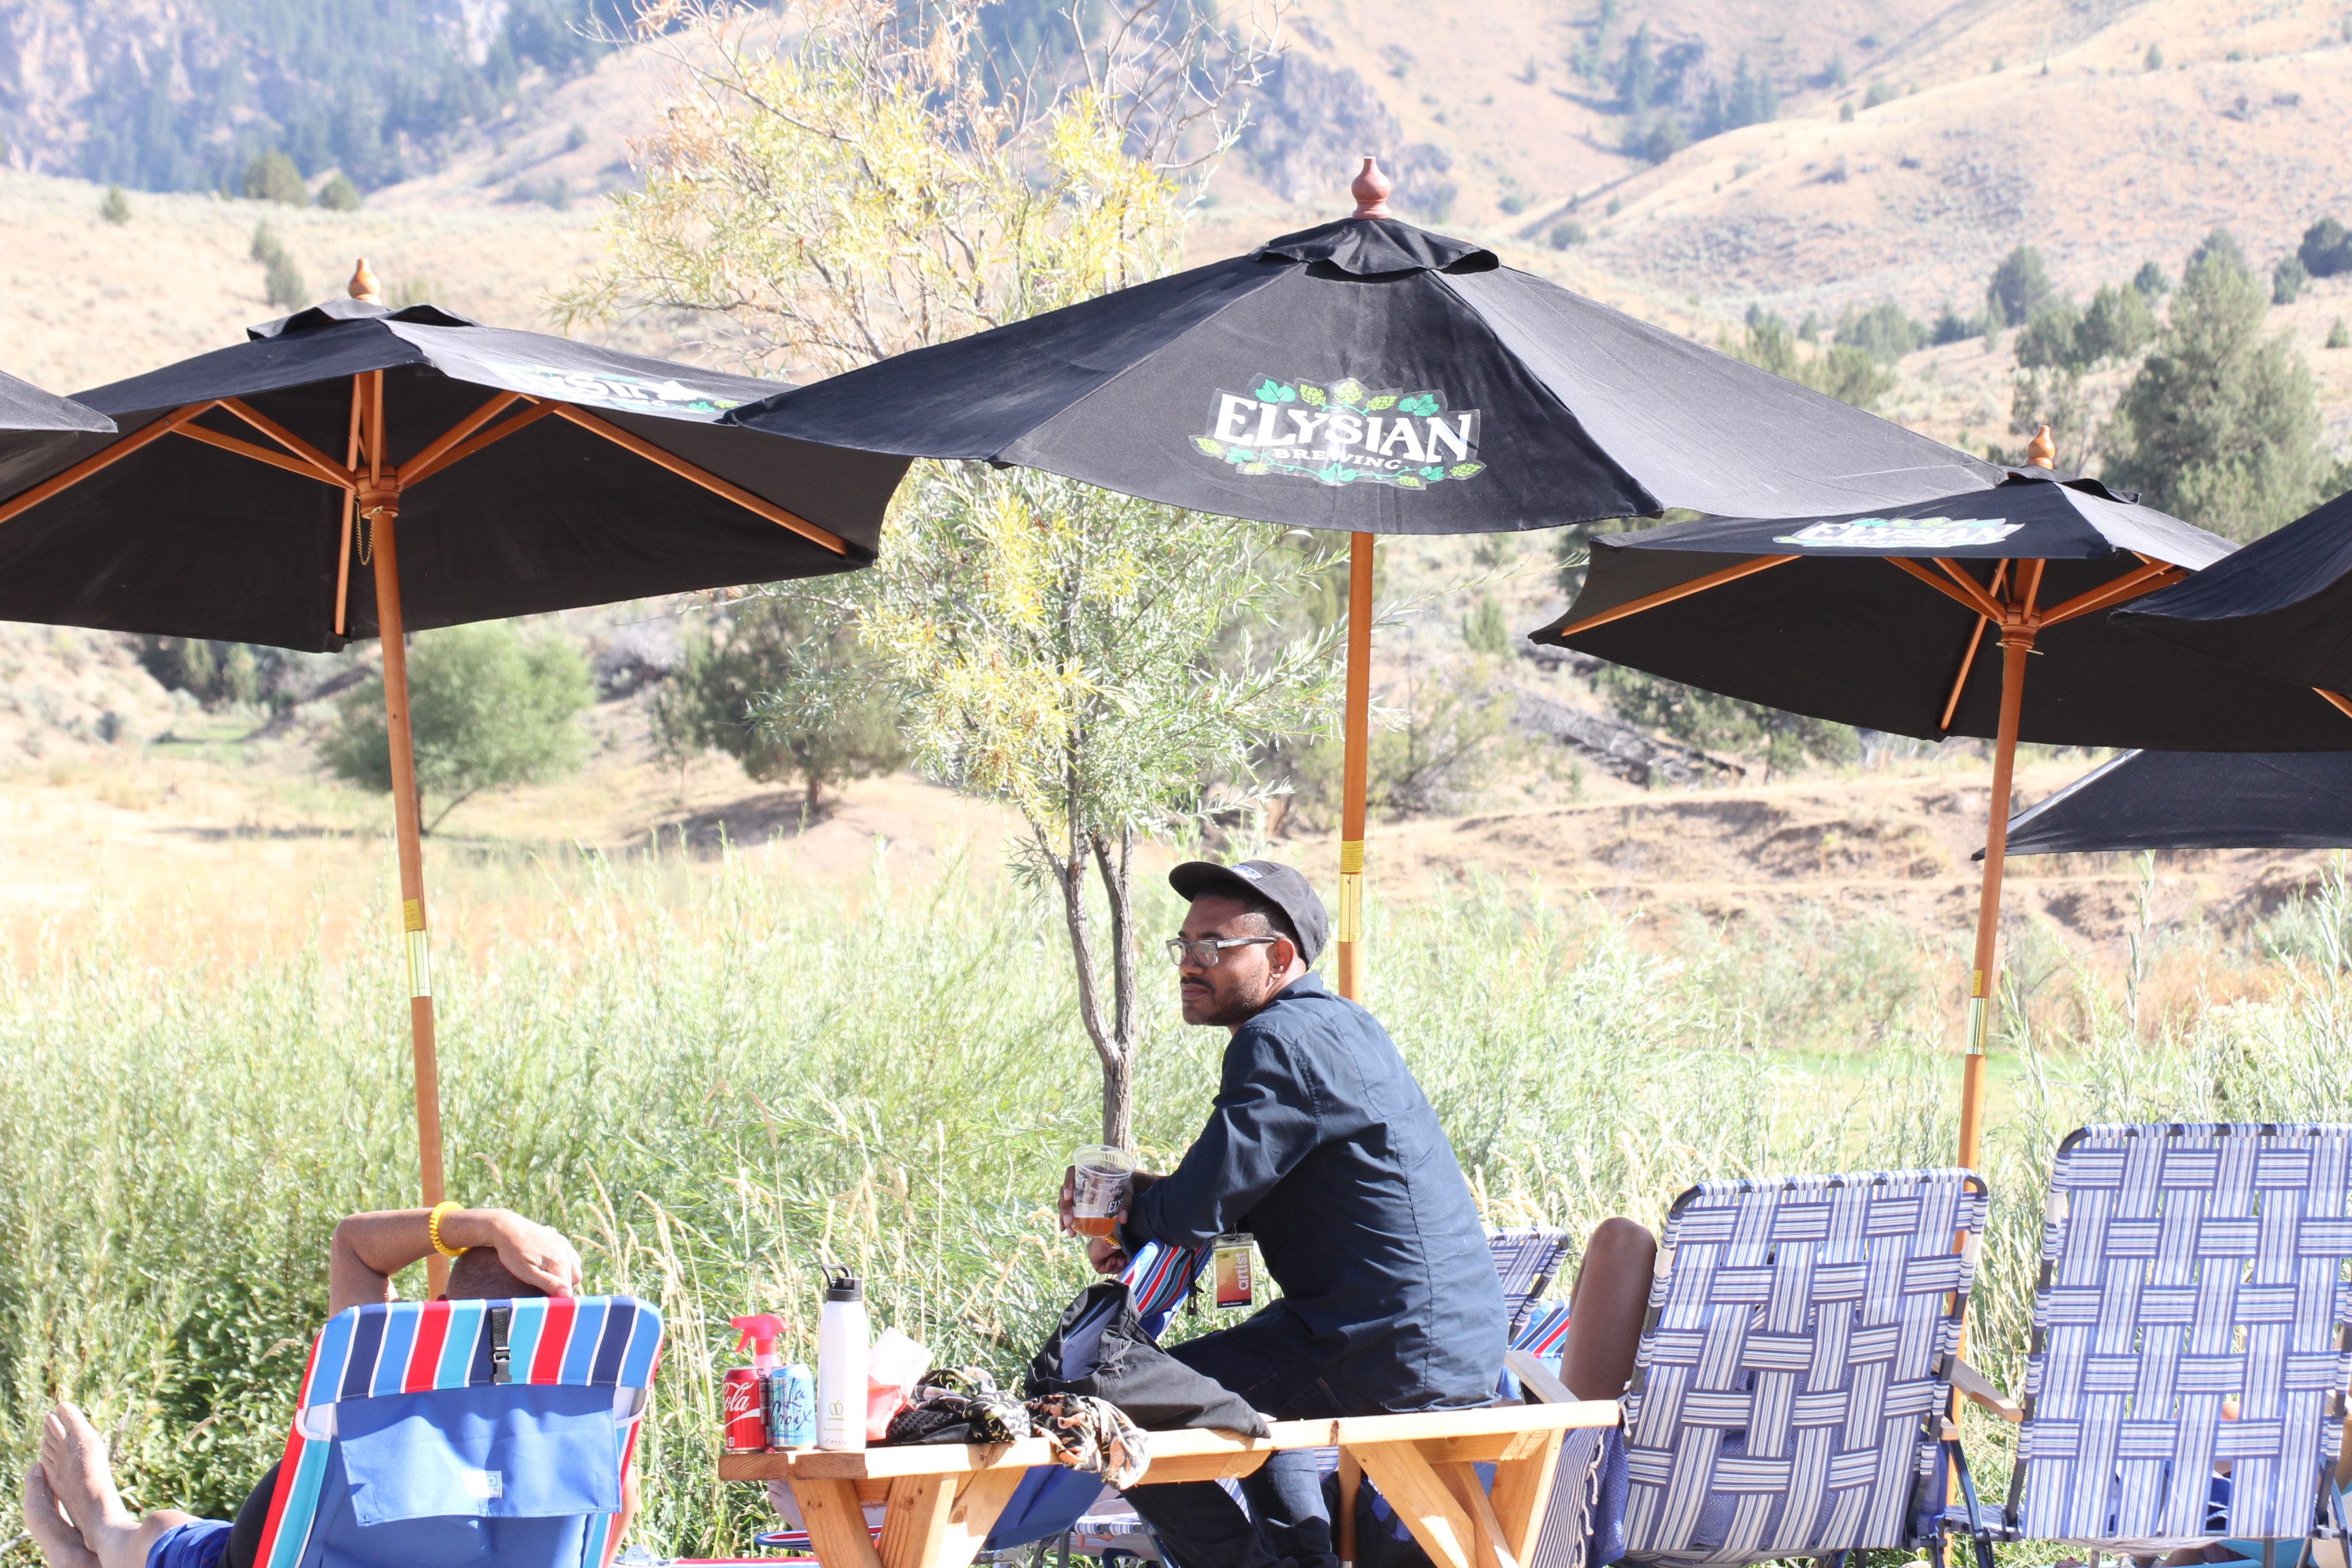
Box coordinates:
[484,1210,582,1296]
[1058,1166,1079,1237]
[1087,1236,1130,1275]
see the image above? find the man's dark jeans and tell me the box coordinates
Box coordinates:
[1126,1448,1334,1568]
[1119,1308,1487,1568]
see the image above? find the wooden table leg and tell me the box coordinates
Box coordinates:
[1486,1427,1566,1562]
[790,1477,883,1568]
[875,1475,956,1568]
[1350,1443,1480,1568]
[1436,1460,1523,1568]
[929,1467,1026,1568]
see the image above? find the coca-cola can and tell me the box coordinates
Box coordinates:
[722,1368,768,1452]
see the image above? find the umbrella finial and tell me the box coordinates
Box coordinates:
[1351,157,1393,220]
[348,258,382,304]
[2027,424,2057,469]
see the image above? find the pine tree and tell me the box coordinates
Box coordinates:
[2106,229,2330,540]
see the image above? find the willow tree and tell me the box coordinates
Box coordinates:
[564,0,1332,1147]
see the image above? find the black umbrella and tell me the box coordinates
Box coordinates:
[0,367,114,497]
[1526,451,2352,1169]
[2114,487,2352,696]
[729,160,2002,996]
[0,261,907,1241]
[1997,749,2352,856]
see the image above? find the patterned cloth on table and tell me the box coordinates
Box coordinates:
[1617,1169,1988,1567]
[2006,1124,2352,1554]
[251,1296,662,1568]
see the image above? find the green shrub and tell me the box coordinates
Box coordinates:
[242,150,308,205]
[653,595,907,809]
[2273,254,2306,305]
[315,172,362,211]
[2299,216,2352,278]
[249,223,307,310]
[2012,297,2083,370]
[1986,244,2053,327]
[1839,300,1920,363]
[323,621,594,832]
[99,185,131,225]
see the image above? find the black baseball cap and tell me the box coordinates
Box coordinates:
[1168,859,1330,966]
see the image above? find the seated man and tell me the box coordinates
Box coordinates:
[21,1206,585,1568]
[1062,860,1655,1568]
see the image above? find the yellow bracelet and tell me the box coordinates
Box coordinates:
[427,1200,466,1259]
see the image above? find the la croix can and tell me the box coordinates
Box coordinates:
[722,1368,768,1452]
[768,1363,816,1449]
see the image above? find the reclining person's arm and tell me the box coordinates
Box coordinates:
[329,1207,582,1314]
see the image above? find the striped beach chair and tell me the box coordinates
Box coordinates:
[251,1296,663,1568]
[1953,1125,2352,1566]
[1590,1169,1989,1568]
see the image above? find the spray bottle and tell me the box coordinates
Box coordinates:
[815,1267,868,1452]
[723,1314,785,1452]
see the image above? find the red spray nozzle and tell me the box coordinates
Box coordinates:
[731,1313,785,1367]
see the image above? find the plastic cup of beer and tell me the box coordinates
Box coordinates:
[1070,1145,1136,1238]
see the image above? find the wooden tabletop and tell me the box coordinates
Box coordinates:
[716,1397,1620,1482]
[717,1398,1620,1568]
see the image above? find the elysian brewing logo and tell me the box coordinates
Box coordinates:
[1774,516,2022,549]
[1192,378,1484,490]
[480,359,743,416]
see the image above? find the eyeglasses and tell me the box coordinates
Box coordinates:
[1164,935,1277,968]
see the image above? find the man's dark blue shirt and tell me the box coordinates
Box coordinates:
[1122,972,1504,1416]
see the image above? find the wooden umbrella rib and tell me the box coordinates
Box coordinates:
[1887,555,1999,619]
[1938,561,2009,734]
[1550,553,1796,638]
[335,378,363,638]
[176,421,353,486]
[2315,689,2352,722]
[397,390,528,487]
[217,397,359,488]
[1935,557,2012,621]
[545,402,850,555]
[2037,561,2185,629]
[400,402,557,489]
[0,401,215,527]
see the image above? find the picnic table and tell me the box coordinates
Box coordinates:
[717,1396,1620,1568]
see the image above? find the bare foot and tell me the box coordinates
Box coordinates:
[20,1466,102,1568]
[39,1405,133,1543]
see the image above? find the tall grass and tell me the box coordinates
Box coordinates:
[3,853,2348,1560]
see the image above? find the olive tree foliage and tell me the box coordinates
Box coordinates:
[565,0,1333,1149]
[560,0,1281,377]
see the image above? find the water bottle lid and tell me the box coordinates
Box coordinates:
[823,1267,862,1303]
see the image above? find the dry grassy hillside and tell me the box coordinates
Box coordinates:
[1570,0,2352,312]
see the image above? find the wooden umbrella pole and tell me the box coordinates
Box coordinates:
[357,358,451,1296]
[1959,621,2034,1175]
[1336,532,1375,1000]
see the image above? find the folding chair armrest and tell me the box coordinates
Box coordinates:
[1503,1348,1578,1406]
[1944,1355,2024,1422]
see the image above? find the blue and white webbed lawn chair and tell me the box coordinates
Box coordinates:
[1506,1170,1989,1568]
[250,1296,662,1568]
[1946,1125,2352,1568]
